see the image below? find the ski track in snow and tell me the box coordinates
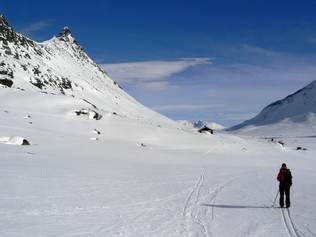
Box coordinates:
[93,187,193,237]
[182,174,209,236]
[181,150,221,237]
[305,226,316,237]
[281,208,302,237]
[181,165,255,237]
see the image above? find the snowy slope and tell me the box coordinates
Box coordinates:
[1,15,316,237]
[0,15,169,123]
[228,80,316,136]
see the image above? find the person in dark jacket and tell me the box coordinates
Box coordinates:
[277,163,292,208]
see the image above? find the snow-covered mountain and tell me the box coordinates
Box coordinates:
[0,15,169,123]
[228,80,316,135]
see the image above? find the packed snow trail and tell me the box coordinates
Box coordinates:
[281,208,300,237]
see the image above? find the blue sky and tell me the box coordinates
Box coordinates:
[2,0,316,126]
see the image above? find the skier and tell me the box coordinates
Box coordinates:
[277,163,292,208]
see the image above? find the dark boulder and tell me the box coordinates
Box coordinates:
[0,79,13,87]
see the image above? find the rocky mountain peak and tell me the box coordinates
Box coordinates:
[0,15,10,28]
[53,25,92,63]
[0,16,24,41]
[0,14,14,40]
[57,26,71,38]
[56,26,78,45]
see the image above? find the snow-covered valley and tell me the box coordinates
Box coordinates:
[1,15,316,237]
[1,89,316,237]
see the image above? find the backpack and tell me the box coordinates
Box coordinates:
[277,168,292,186]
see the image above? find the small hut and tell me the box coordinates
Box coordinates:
[198,125,214,135]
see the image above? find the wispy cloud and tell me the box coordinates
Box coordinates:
[153,104,225,112]
[101,44,316,126]
[224,113,258,121]
[100,58,211,90]
[18,20,54,36]
[138,81,170,91]
[307,37,316,45]
[241,44,280,56]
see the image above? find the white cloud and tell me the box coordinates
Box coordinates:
[241,44,280,56]
[224,113,258,121]
[138,81,169,91]
[307,37,316,45]
[18,20,53,36]
[101,45,316,126]
[153,104,224,112]
[100,58,211,84]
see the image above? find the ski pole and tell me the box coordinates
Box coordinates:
[272,190,279,207]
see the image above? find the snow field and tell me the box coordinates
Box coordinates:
[1,96,316,237]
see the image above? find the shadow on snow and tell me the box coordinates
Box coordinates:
[201,204,273,209]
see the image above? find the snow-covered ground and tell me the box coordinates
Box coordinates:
[1,90,316,237]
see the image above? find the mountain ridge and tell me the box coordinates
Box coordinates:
[0,15,171,123]
[228,80,316,134]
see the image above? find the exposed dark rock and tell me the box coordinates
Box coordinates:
[16,87,25,91]
[278,141,285,146]
[93,129,101,135]
[32,66,41,76]
[296,147,307,151]
[0,15,43,56]
[0,15,9,27]
[22,139,31,145]
[4,48,12,55]
[24,53,31,59]
[0,69,13,77]
[61,77,72,90]
[82,99,97,109]
[74,109,102,120]
[0,62,14,78]
[30,78,44,89]
[0,79,13,87]
[56,26,71,38]
[198,126,214,135]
